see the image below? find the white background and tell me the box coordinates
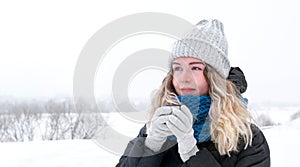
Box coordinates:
[1,0,300,105]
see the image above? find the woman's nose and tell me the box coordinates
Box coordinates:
[180,70,192,83]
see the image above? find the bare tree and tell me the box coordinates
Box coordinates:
[0,97,109,142]
[42,100,71,140]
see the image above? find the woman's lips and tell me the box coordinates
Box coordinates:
[180,88,195,94]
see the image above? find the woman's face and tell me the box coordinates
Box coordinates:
[172,57,209,96]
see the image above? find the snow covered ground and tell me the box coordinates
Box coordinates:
[0,139,119,167]
[263,121,300,167]
[1,107,300,167]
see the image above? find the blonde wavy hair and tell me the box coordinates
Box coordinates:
[148,65,253,156]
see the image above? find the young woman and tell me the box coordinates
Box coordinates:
[116,19,270,167]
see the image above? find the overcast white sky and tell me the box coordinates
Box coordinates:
[0,0,300,105]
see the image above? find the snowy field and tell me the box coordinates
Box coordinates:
[1,107,300,167]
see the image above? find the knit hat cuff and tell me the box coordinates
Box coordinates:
[169,39,230,78]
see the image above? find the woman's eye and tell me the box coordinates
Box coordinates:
[173,67,182,71]
[192,67,202,71]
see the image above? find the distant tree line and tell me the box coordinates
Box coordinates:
[2,97,296,142]
[0,98,108,142]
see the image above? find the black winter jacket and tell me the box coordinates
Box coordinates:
[116,124,270,167]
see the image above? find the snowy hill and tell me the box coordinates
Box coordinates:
[1,110,300,167]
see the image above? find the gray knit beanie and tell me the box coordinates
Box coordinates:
[170,19,230,78]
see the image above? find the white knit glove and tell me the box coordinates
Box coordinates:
[145,106,173,152]
[166,105,199,162]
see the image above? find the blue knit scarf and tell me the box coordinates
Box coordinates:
[177,95,212,143]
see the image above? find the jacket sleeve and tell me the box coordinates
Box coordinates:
[182,124,270,167]
[181,147,222,167]
[116,125,165,167]
[235,125,271,167]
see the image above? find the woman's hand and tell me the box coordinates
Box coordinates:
[145,106,173,152]
[166,105,199,162]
